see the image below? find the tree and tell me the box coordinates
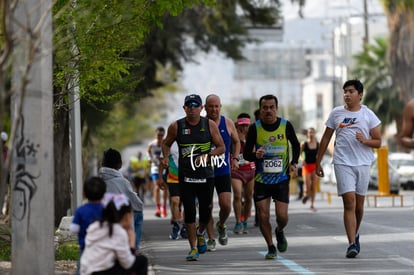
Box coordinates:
[381,1,414,102]
[352,36,403,134]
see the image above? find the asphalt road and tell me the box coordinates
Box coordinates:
[140,184,414,275]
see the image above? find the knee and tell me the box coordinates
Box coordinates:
[259,210,270,221]
[276,215,288,226]
[170,197,180,207]
[233,193,242,202]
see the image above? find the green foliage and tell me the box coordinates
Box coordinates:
[55,0,284,152]
[381,0,414,12]
[55,242,79,261]
[0,224,79,261]
[0,225,11,261]
[52,0,218,104]
[352,36,403,128]
[223,98,258,121]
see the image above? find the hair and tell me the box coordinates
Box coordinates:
[254,109,260,121]
[83,176,106,201]
[259,94,278,108]
[102,148,122,169]
[100,200,132,237]
[237,113,250,119]
[343,79,363,94]
[156,126,165,132]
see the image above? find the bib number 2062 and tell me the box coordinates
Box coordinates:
[263,158,283,173]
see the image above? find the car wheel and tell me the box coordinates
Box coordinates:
[390,189,399,195]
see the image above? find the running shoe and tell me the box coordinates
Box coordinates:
[275,227,288,252]
[180,225,188,239]
[186,247,199,261]
[265,244,277,259]
[207,239,216,252]
[161,206,168,218]
[242,221,248,234]
[169,223,180,240]
[346,243,359,258]
[355,234,360,253]
[216,222,228,245]
[302,196,309,204]
[233,222,243,234]
[197,231,207,254]
[154,208,161,217]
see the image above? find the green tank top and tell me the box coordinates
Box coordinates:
[255,118,290,184]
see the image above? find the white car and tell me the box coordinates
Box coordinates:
[369,152,414,194]
[320,155,336,184]
[389,153,414,190]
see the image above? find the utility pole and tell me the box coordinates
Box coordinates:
[10,0,55,273]
[363,0,369,46]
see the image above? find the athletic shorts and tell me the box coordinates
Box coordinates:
[168,183,181,197]
[254,180,290,203]
[302,163,316,175]
[231,169,255,185]
[151,173,159,182]
[132,177,146,188]
[151,172,166,182]
[334,164,370,196]
[214,174,232,194]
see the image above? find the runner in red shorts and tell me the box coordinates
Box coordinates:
[300,127,319,211]
[231,113,255,234]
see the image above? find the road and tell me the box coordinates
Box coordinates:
[140,184,414,275]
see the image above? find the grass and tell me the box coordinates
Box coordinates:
[56,242,79,260]
[0,225,11,261]
[0,224,79,261]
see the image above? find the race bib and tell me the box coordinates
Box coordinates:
[184,177,207,183]
[263,157,283,173]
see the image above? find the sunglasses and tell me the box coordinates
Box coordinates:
[185,101,201,108]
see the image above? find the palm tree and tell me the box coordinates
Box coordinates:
[381,1,414,102]
[352,37,404,134]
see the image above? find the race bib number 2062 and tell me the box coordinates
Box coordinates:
[263,157,283,173]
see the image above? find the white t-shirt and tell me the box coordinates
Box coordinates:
[80,222,135,275]
[326,105,381,166]
[149,139,162,174]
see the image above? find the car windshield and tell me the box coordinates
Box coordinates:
[389,159,414,167]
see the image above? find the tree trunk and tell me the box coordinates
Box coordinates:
[53,105,71,227]
[387,9,414,102]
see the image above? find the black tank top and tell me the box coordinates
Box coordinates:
[304,141,318,164]
[176,117,214,181]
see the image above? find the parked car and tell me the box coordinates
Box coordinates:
[389,153,414,190]
[369,152,414,194]
[320,154,336,185]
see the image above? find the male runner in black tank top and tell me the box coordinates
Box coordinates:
[161,94,225,261]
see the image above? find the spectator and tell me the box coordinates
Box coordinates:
[99,148,144,250]
[80,193,148,275]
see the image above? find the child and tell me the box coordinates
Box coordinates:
[99,148,144,250]
[80,193,148,275]
[70,176,106,274]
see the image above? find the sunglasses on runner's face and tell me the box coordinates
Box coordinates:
[185,101,201,108]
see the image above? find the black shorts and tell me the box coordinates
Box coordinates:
[254,180,290,203]
[132,177,146,189]
[168,183,181,197]
[214,174,232,194]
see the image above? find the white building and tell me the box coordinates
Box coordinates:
[174,1,388,137]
